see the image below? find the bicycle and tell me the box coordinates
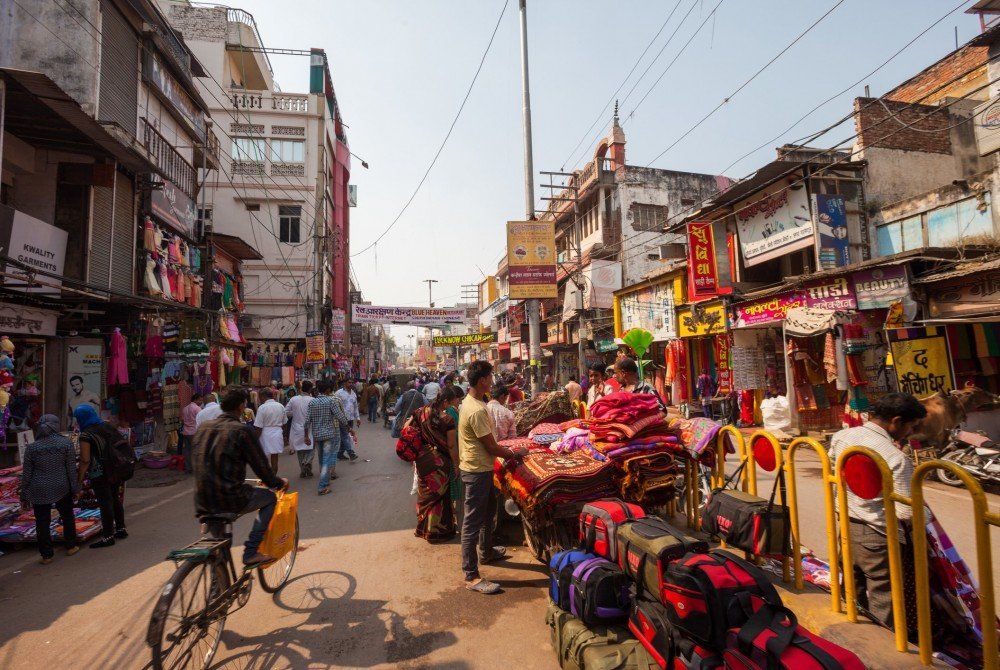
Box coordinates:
[146,490,299,670]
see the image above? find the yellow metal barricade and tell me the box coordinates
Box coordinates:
[833,446,908,653]
[784,436,840,613]
[747,430,789,583]
[910,460,998,668]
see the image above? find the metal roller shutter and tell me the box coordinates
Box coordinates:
[89,185,113,287]
[112,170,135,294]
[98,0,138,137]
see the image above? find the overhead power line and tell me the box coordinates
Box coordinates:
[351,0,511,258]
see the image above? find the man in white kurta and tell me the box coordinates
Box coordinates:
[286,381,315,478]
[254,388,287,474]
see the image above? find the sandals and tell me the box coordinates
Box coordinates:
[318,487,331,496]
[465,578,501,595]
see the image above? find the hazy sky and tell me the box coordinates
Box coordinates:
[228,0,982,342]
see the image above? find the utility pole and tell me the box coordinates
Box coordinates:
[423,278,438,307]
[518,0,541,395]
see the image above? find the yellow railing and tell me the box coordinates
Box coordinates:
[910,460,998,668]
[785,436,840,613]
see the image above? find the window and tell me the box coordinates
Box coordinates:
[270,139,305,163]
[197,208,213,224]
[631,203,668,232]
[245,203,260,212]
[876,214,922,255]
[232,137,265,162]
[279,205,302,243]
[927,194,992,246]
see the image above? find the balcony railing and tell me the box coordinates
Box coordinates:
[579,157,616,191]
[230,90,310,114]
[141,117,196,199]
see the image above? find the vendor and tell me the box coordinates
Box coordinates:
[586,362,611,408]
[614,358,665,411]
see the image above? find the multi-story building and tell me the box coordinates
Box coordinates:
[161,2,351,343]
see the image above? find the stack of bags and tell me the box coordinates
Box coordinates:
[494,450,618,523]
[545,499,868,670]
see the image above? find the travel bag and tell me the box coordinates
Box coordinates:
[616,516,708,601]
[550,549,597,610]
[701,461,789,557]
[721,594,867,670]
[545,603,659,670]
[660,550,782,649]
[569,557,632,625]
[628,594,724,670]
[580,499,646,562]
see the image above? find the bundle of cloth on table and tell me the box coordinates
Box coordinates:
[513,390,575,437]
[0,465,104,544]
[545,499,867,670]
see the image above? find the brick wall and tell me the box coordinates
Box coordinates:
[168,5,228,42]
[883,44,988,105]
[854,97,952,154]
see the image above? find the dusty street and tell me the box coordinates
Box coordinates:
[0,419,554,670]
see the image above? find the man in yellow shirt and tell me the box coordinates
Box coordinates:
[458,360,528,594]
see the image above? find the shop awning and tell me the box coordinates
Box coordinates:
[1,68,155,173]
[785,307,837,336]
[211,233,264,261]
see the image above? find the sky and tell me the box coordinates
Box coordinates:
[228,0,985,342]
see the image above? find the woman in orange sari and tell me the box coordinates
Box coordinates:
[411,386,461,542]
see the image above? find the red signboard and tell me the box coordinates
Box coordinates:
[687,222,718,300]
[714,334,731,394]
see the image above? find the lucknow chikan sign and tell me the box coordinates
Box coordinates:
[432,332,498,347]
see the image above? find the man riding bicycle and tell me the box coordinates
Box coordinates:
[191,387,288,566]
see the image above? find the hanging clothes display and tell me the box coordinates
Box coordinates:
[107,328,129,386]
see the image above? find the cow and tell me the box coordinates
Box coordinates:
[912,384,999,448]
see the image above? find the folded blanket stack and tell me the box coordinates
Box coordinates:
[494,450,618,522]
[513,391,575,436]
[618,452,677,508]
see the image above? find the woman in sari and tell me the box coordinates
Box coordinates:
[411,386,461,543]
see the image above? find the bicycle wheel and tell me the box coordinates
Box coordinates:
[258,516,299,593]
[149,558,230,670]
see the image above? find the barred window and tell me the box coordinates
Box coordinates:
[631,203,668,232]
[279,205,302,243]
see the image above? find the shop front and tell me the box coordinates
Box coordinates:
[675,300,727,417]
[614,269,684,405]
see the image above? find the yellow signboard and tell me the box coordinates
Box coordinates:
[507,220,557,299]
[887,327,954,396]
[676,302,726,338]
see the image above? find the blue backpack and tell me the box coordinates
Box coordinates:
[549,549,595,609]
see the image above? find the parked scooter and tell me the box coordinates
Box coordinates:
[935,428,1000,487]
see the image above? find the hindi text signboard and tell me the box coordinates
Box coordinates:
[507,221,557,299]
[687,222,719,299]
[352,304,467,326]
[888,327,954,396]
[735,181,813,267]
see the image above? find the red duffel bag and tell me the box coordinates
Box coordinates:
[579,499,646,562]
[722,594,867,670]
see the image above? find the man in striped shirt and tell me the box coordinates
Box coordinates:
[304,379,354,495]
[829,392,926,629]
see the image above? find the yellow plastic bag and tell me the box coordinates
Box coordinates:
[259,491,298,560]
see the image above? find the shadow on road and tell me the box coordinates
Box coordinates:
[206,570,459,668]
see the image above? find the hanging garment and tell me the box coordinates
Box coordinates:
[813,383,830,410]
[795,383,818,412]
[143,217,156,252]
[739,389,755,426]
[845,354,867,387]
[178,241,188,267]
[108,327,129,386]
[144,256,162,296]
[153,225,164,254]
[823,333,838,383]
[835,332,850,391]
[159,261,173,300]
[145,320,165,358]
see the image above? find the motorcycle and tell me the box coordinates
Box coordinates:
[935,428,1000,487]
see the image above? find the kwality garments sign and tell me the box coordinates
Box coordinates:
[735,181,813,267]
[352,304,467,326]
[0,204,68,294]
[507,220,557,299]
[432,332,498,347]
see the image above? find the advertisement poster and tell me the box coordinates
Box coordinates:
[686,222,718,299]
[735,181,813,267]
[887,327,954,396]
[432,332,497,346]
[66,342,103,417]
[812,194,850,270]
[329,309,346,343]
[731,277,856,328]
[852,266,909,310]
[507,220,557,299]
[619,282,677,341]
[352,304,467,326]
[305,330,326,363]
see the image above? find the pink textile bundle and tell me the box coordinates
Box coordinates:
[589,392,660,422]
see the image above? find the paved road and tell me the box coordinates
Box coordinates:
[0,419,555,670]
